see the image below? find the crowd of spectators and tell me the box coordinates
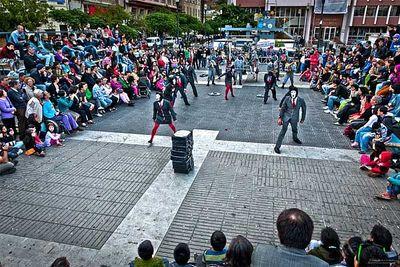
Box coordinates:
[0,24,227,175]
[45,208,398,266]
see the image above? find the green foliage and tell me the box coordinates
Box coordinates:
[49,9,89,30]
[178,13,202,34]
[0,0,50,31]
[144,11,177,36]
[93,5,131,27]
[119,25,139,39]
[203,3,255,35]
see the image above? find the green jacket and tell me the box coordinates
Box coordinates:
[57,96,73,113]
[129,257,166,267]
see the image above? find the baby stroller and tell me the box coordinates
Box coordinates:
[138,77,151,98]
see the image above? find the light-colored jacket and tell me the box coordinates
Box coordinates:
[25,97,42,123]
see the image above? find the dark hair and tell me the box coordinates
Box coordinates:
[69,86,78,94]
[58,90,66,97]
[343,236,363,267]
[211,231,227,251]
[276,208,314,249]
[51,75,59,83]
[320,227,343,264]
[9,80,18,87]
[0,89,5,97]
[225,235,253,267]
[173,243,190,265]
[378,106,388,114]
[95,78,102,84]
[371,224,392,251]
[50,257,70,267]
[138,240,154,260]
[357,243,389,267]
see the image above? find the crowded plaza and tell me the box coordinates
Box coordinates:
[0,1,400,266]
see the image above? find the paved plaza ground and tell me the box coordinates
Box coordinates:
[0,74,400,266]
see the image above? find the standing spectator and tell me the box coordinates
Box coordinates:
[234,56,244,85]
[25,89,43,133]
[0,89,16,132]
[251,208,329,267]
[8,80,27,139]
[225,235,253,267]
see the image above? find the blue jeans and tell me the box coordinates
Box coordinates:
[36,53,55,66]
[360,132,375,152]
[387,183,400,196]
[355,127,372,144]
[327,96,344,111]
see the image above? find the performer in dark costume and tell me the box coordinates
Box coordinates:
[263,70,277,104]
[274,87,307,154]
[148,92,177,144]
[218,64,235,100]
[173,69,190,106]
[182,61,198,97]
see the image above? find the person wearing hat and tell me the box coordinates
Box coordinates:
[390,34,400,56]
[274,86,306,154]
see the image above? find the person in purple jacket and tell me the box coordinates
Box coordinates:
[0,89,16,132]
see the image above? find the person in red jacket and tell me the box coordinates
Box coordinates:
[360,150,392,178]
[309,50,320,75]
[0,43,17,70]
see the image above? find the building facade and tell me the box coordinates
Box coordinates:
[180,0,202,20]
[230,0,400,45]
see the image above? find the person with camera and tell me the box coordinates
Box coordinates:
[0,143,17,175]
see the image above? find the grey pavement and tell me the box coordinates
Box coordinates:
[0,70,398,266]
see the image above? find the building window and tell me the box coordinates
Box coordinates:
[348,26,386,43]
[377,6,389,16]
[391,6,400,17]
[365,6,377,17]
[353,6,365,16]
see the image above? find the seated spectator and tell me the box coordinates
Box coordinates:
[0,142,17,175]
[50,256,70,267]
[251,208,329,267]
[0,126,23,160]
[30,64,48,91]
[197,230,227,267]
[129,240,168,267]
[23,46,41,73]
[57,90,81,124]
[28,35,54,67]
[92,79,113,111]
[225,235,253,267]
[42,91,80,134]
[44,122,63,147]
[68,86,94,127]
[354,241,389,267]
[23,128,45,157]
[369,224,398,261]
[169,243,194,267]
[342,236,363,267]
[0,42,17,70]
[307,227,343,265]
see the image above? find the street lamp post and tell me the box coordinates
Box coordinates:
[176,0,180,42]
[317,0,326,51]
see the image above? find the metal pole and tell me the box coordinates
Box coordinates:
[318,0,325,51]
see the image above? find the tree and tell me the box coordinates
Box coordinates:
[205,4,255,33]
[144,11,177,36]
[0,0,50,31]
[93,5,131,27]
[49,9,89,30]
[178,13,201,34]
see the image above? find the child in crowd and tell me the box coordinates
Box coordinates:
[129,240,168,267]
[169,243,194,267]
[45,122,63,147]
[377,172,400,200]
[360,149,392,178]
[0,126,23,160]
[196,231,228,267]
[23,127,45,157]
[307,227,343,265]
